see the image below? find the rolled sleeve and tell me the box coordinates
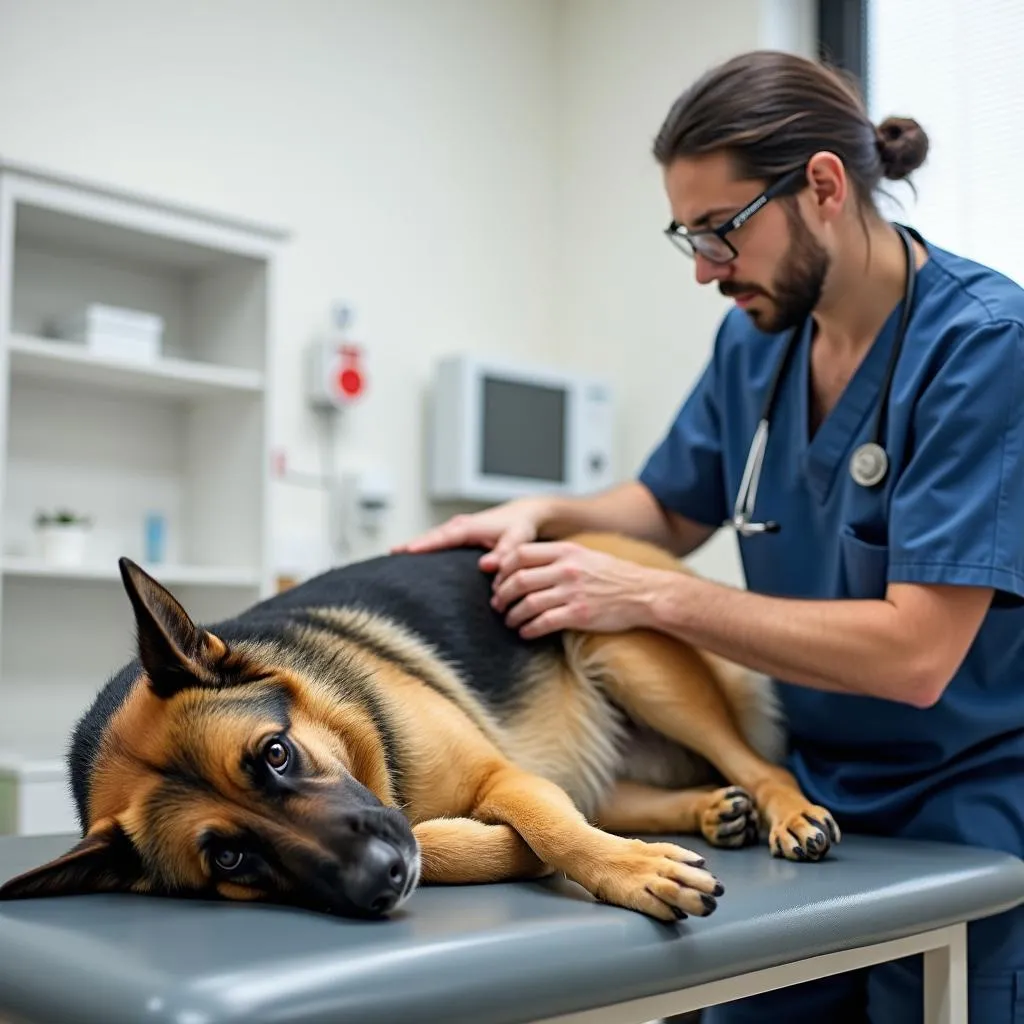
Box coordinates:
[638,348,727,529]
[888,319,1024,603]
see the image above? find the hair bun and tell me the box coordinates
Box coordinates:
[876,116,929,180]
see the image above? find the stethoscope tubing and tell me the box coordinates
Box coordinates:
[731,223,918,534]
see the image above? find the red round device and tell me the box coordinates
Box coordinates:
[335,345,365,400]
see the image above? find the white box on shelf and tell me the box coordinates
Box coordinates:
[53,302,164,362]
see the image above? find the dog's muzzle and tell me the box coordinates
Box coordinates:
[304,791,420,918]
[343,832,420,915]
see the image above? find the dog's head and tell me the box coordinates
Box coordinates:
[0,559,420,918]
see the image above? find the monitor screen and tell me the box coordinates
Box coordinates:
[480,376,566,482]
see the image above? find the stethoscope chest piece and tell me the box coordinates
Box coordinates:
[849,441,889,488]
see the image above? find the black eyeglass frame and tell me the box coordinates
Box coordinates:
[664,164,810,264]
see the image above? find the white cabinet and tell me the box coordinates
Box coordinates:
[0,158,289,832]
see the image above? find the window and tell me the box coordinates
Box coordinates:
[867,0,1024,286]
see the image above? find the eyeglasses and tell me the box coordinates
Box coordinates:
[664,164,809,264]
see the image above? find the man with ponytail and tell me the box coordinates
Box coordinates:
[401,50,1024,1022]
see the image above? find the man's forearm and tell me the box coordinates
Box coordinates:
[645,571,938,707]
[539,483,714,556]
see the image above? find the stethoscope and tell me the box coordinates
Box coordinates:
[730,224,918,537]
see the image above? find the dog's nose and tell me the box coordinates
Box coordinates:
[348,837,408,915]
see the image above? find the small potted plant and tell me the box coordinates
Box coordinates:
[34,509,93,566]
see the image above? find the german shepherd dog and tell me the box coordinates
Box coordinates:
[0,532,839,921]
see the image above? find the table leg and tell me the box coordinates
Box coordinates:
[923,922,968,1024]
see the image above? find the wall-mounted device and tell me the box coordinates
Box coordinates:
[305,306,366,411]
[338,468,395,535]
[306,339,366,410]
[428,353,615,503]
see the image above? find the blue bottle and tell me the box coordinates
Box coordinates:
[144,513,167,564]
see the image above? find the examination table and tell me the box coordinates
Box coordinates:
[1,831,1022,1024]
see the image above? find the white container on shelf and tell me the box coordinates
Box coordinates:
[53,302,164,362]
[36,520,91,566]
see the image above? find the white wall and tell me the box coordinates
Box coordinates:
[0,0,563,574]
[553,0,815,585]
[0,0,815,585]
[868,0,1024,289]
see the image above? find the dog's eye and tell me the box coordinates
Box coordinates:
[214,849,244,872]
[264,739,290,773]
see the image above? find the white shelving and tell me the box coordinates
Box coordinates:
[1,556,264,588]
[0,157,289,833]
[7,334,265,399]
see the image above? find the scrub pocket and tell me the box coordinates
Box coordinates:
[839,524,890,599]
[967,969,1024,1023]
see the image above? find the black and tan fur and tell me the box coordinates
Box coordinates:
[0,532,839,921]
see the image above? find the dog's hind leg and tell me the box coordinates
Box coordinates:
[413,818,553,884]
[468,761,724,921]
[595,780,759,849]
[578,630,840,862]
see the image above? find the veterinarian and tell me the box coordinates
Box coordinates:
[398,50,1024,1023]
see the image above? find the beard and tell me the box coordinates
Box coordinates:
[720,210,830,334]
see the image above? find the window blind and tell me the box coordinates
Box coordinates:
[867,0,1024,287]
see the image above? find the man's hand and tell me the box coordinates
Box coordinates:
[392,497,552,572]
[490,541,668,638]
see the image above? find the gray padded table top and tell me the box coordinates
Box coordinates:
[1,832,1023,1024]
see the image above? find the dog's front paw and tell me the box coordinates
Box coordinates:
[588,838,724,922]
[769,806,841,862]
[701,786,759,848]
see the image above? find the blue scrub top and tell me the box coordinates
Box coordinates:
[639,226,1024,855]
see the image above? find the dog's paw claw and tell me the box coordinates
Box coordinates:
[768,806,840,862]
[593,839,724,923]
[702,786,759,849]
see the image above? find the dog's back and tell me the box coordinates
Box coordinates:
[237,546,563,701]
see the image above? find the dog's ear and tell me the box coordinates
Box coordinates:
[0,820,143,900]
[118,556,227,698]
